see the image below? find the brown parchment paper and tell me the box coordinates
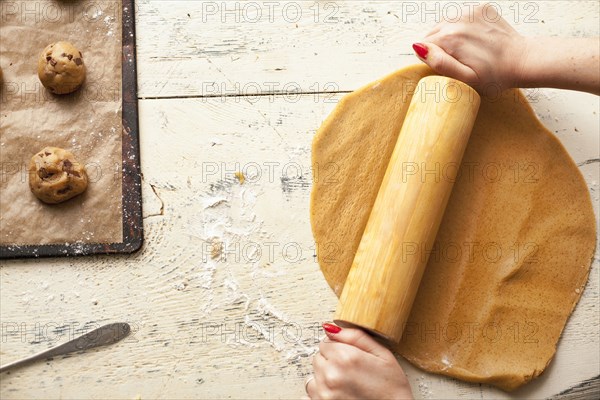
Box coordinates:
[0,0,123,245]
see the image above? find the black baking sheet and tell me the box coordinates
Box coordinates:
[0,0,142,259]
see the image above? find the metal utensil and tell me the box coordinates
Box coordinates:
[0,322,130,373]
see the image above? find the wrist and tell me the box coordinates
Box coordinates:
[393,386,414,400]
[509,36,537,88]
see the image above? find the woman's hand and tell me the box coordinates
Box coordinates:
[306,323,413,400]
[412,4,600,95]
[412,4,524,91]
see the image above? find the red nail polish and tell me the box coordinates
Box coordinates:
[412,43,428,59]
[323,323,342,334]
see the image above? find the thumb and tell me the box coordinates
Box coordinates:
[322,323,390,359]
[412,42,479,86]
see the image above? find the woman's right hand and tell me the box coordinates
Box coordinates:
[412,4,525,91]
[412,4,600,95]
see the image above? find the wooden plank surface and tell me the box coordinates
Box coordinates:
[1,1,599,399]
[135,0,600,97]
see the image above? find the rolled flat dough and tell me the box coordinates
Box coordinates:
[310,64,596,391]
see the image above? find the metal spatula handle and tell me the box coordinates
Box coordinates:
[0,322,130,373]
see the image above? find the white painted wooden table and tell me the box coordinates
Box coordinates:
[1,1,599,399]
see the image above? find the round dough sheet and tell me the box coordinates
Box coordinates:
[310,64,596,391]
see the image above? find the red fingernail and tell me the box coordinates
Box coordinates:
[412,43,428,59]
[323,323,342,334]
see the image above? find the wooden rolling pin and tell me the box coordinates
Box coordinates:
[335,75,481,343]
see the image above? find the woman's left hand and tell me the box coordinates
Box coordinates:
[306,323,413,400]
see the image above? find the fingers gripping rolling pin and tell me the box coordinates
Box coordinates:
[334,76,481,343]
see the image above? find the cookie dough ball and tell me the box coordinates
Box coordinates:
[37,41,86,94]
[29,147,88,204]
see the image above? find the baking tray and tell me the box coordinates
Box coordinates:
[0,0,142,259]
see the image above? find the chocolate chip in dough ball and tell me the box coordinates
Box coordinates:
[29,147,88,204]
[37,42,86,94]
